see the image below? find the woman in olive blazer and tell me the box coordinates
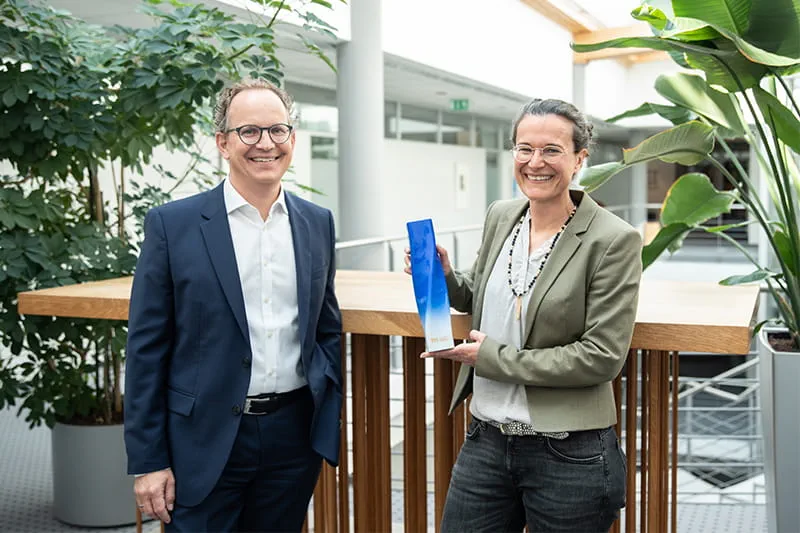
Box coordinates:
[418,99,642,533]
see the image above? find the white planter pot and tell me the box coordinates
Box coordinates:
[759,327,800,533]
[51,421,135,526]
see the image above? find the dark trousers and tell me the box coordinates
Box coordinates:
[440,419,626,533]
[167,389,322,533]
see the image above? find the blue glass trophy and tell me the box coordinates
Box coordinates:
[406,219,455,352]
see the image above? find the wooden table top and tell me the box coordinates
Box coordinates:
[17,270,759,354]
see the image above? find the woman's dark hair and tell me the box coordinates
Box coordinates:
[510,98,594,153]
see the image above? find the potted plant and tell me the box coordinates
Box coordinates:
[571,1,799,531]
[0,0,337,525]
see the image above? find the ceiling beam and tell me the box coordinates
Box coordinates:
[520,0,592,34]
[572,23,669,64]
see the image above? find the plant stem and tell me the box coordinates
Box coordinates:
[266,0,286,28]
[714,134,770,224]
[774,71,800,118]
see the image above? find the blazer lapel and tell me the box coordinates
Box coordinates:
[200,184,248,341]
[285,193,312,356]
[472,200,527,328]
[523,190,596,341]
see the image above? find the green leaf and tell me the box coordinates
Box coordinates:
[745,0,800,60]
[606,102,692,125]
[720,269,779,285]
[578,162,626,193]
[654,73,745,135]
[660,172,737,226]
[642,223,693,269]
[572,35,737,59]
[672,0,751,35]
[753,86,800,155]
[684,47,767,91]
[774,229,799,277]
[660,16,722,41]
[631,4,670,31]
[624,121,715,166]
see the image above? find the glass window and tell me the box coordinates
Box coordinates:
[400,104,438,143]
[441,111,472,146]
[296,103,338,133]
[476,119,501,150]
[385,101,398,138]
[311,136,337,160]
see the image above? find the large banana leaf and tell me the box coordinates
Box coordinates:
[660,173,737,226]
[606,102,692,125]
[684,43,768,91]
[746,0,800,60]
[654,73,746,134]
[753,86,800,154]
[642,223,692,269]
[579,122,715,192]
[672,0,751,35]
[624,121,715,165]
[571,35,738,59]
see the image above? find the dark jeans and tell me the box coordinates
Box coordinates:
[440,419,626,533]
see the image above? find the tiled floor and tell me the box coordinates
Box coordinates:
[1,405,766,532]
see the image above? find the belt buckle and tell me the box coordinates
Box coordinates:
[499,423,510,435]
[243,398,255,415]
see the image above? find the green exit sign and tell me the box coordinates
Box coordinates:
[450,99,469,111]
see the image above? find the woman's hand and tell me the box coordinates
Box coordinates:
[421,330,486,366]
[404,244,453,276]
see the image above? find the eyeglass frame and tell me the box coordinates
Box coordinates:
[224,123,294,145]
[511,144,577,164]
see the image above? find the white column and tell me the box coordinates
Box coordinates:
[628,132,649,229]
[336,0,385,270]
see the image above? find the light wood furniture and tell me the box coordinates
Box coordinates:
[18,271,759,533]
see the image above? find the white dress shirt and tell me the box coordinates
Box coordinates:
[471,209,555,424]
[224,179,305,395]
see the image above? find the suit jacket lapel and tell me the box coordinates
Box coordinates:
[200,184,248,341]
[472,200,527,328]
[523,190,596,341]
[285,192,311,356]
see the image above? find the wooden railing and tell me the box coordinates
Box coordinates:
[18,271,759,533]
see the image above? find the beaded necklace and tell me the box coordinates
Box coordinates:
[507,204,577,320]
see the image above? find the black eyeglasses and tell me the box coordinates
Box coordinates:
[225,123,293,145]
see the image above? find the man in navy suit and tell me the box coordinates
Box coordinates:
[124,80,342,532]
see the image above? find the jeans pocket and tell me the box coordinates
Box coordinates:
[545,431,604,464]
[465,419,483,440]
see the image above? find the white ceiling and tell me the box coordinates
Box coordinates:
[48,0,532,121]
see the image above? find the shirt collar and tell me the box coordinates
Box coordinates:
[223,178,287,217]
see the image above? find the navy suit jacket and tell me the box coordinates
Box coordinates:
[124,183,342,507]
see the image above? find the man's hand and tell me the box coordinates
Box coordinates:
[421,330,486,366]
[404,244,453,276]
[135,468,175,523]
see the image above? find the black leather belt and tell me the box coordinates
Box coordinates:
[243,386,309,415]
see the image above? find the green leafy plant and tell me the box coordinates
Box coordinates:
[0,0,340,427]
[572,0,800,350]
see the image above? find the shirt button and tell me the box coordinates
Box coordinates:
[268,369,275,376]
[242,357,251,367]
[267,331,273,338]
[264,297,270,304]
[232,405,241,416]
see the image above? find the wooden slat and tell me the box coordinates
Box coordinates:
[433,358,456,533]
[338,336,350,533]
[520,0,593,34]
[671,352,679,533]
[640,351,649,533]
[625,350,638,533]
[17,272,759,354]
[350,334,369,533]
[403,337,427,533]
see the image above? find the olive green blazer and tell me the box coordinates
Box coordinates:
[446,190,642,432]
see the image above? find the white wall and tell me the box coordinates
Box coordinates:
[583,57,682,127]
[382,139,486,269]
[382,0,573,101]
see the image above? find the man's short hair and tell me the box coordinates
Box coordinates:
[214,79,295,132]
